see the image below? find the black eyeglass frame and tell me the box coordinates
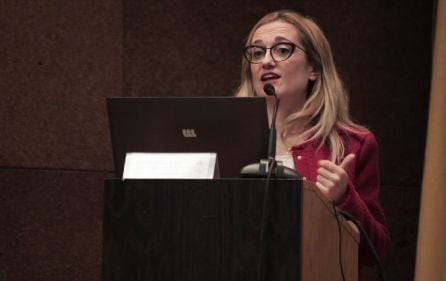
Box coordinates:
[242,42,306,64]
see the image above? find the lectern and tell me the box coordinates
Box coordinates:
[102,179,359,281]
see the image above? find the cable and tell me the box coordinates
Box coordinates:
[333,205,347,281]
[335,207,385,281]
[256,158,276,281]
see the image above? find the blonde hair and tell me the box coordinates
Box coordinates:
[235,10,366,162]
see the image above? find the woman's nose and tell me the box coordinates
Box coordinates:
[261,51,276,67]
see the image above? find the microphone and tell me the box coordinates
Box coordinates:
[263,83,275,96]
[263,84,279,163]
[240,84,299,178]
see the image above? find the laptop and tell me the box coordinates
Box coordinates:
[106,96,269,178]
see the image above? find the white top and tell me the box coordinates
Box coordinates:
[276,154,295,170]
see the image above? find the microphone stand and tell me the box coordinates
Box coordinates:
[239,85,300,281]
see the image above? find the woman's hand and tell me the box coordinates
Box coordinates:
[315,154,355,204]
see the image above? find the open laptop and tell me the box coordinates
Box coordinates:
[106,96,269,178]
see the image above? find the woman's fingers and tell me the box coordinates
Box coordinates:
[315,154,355,203]
[340,154,355,170]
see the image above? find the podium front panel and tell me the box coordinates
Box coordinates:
[102,179,302,281]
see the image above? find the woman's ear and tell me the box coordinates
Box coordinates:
[308,65,318,81]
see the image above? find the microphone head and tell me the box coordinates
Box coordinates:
[263,84,276,97]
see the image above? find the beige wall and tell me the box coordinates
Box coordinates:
[415,0,446,279]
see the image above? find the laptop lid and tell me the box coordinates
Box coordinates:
[106,96,269,178]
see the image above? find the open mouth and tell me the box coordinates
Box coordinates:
[261,73,281,82]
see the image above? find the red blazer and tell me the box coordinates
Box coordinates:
[290,128,390,279]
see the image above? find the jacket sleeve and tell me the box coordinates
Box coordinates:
[335,132,390,266]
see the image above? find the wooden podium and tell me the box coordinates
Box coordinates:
[102,179,359,281]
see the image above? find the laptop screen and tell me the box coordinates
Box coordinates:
[106,96,269,178]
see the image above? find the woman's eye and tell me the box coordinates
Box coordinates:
[276,46,292,55]
[252,49,265,58]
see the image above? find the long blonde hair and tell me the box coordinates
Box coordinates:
[235,10,366,162]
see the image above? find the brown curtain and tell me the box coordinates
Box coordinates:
[414,0,446,280]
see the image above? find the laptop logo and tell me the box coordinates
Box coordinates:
[182,129,197,138]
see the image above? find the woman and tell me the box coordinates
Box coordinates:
[236,10,389,279]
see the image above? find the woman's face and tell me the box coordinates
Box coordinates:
[250,21,316,103]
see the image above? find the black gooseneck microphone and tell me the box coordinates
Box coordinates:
[264,84,279,164]
[240,84,300,178]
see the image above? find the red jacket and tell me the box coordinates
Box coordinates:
[290,128,390,279]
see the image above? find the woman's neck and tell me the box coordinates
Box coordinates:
[266,96,306,129]
[266,96,309,153]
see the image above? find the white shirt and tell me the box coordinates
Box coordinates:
[276,154,295,170]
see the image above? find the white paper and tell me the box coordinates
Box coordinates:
[122,152,217,179]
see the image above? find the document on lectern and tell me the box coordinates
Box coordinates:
[122,152,218,179]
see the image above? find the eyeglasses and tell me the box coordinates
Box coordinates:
[242,42,305,64]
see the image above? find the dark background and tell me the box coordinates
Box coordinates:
[0,0,432,280]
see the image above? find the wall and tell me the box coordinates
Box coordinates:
[0,0,432,280]
[0,0,121,280]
